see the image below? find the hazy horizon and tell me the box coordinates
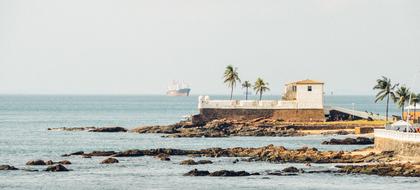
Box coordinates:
[1,0,420,96]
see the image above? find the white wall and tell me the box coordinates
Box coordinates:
[296,84,324,109]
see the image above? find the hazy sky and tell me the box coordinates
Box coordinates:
[1,0,419,95]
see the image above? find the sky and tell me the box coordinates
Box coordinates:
[1,0,419,95]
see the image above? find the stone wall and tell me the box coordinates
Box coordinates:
[375,137,420,157]
[193,108,325,124]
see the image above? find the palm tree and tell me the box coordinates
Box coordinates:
[242,81,251,100]
[253,78,270,101]
[410,93,420,122]
[373,76,399,123]
[394,86,410,118]
[223,65,240,100]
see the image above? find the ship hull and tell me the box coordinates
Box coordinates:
[166,88,191,96]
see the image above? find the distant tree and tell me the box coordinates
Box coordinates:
[253,78,270,101]
[395,86,410,118]
[410,93,420,122]
[373,76,399,123]
[242,81,251,100]
[223,65,240,100]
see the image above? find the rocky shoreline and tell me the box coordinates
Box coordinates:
[2,144,420,177]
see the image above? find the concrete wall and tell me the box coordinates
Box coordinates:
[194,108,326,124]
[374,129,420,157]
[296,84,324,109]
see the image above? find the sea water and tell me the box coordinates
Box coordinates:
[0,95,418,190]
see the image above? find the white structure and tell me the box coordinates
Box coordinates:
[198,79,324,110]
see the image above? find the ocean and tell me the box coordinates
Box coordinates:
[0,95,418,190]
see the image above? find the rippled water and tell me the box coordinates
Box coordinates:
[0,95,417,190]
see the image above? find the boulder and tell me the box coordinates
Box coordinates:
[282,167,301,173]
[322,137,374,145]
[45,164,69,172]
[100,157,119,164]
[209,170,251,177]
[45,160,54,165]
[155,153,170,161]
[184,169,210,176]
[0,165,18,170]
[62,151,84,157]
[58,160,72,165]
[89,127,127,132]
[26,160,46,165]
[180,159,213,165]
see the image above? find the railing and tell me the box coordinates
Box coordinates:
[374,129,420,143]
[197,96,320,109]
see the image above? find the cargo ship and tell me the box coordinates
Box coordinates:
[166,81,191,96]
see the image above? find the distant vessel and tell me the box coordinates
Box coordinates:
[166,81,191,96]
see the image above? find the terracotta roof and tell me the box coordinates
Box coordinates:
[288,79,324,85]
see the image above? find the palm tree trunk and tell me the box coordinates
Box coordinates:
[415,103,417,123]
[259,91,262,101]
[401,103,404,119]
[386,94,389,122]
[230,86,233,100]
[245,87,248,100]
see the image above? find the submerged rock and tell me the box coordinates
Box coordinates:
[322,137,374,145]
[282,167,302,173]
[62,151,84,157]
[48,126,127,132]
[155,153,170,161]
[26,160,46,165]
[58,160,72,165]
[0,165,18,170]
[89,127,127,133]
[184,169,210,176]
[209,170,251,177]
[184,169,254,177]
[100,157,119,164]
[45,164,69,172]
[180,159,213,165]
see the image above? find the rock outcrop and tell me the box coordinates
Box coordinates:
[322,137,374,145]
[64,144,396,164]
[131,119,304,138]
[0,165,18,170]
[180,159,213,165]
[184,169,255,177]
[48,126,127,132]
[336,163,420,177]
[100,157,119,164]
[45,164,69,172]
[26,160,71,165]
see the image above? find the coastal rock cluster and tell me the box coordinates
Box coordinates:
[131,118,304,137]
[48,126,127,132]
[62,144,396,164]
[180,159,213,165]
[26,159,72,165]
[184,169,258,177]
[337,163,420,177]
[322,137,374,145]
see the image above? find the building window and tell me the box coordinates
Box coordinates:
[292,86,297,92]
[308,86,312,92]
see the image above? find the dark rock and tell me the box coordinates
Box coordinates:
[62,151,84,157]
[26,160,46,165]
[82,155,92,158]
[184,169,210,176]
[155,153,170,161]
[100,157,119,164]
[45,160,54,165]
[45,164,69,172]
[336,163,420,177]
[89,127,128,132]
[282,167,301,173]
[58,160,72,165]
[268,172,298,176]
[322,137,374,145]
[209,170,250,177]
[0,165,18,170]
[112,149,144,157]
[180,159,213,165]
[233,159,239,164]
